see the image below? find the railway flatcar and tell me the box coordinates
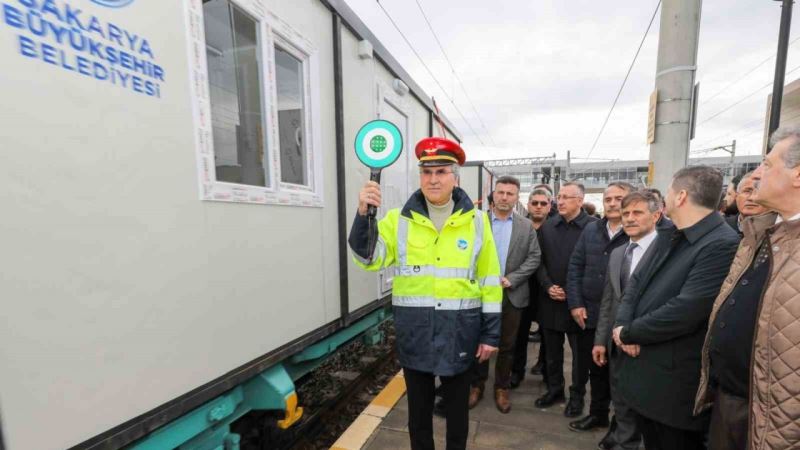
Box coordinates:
[0,1,461,449]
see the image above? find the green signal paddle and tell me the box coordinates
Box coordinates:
[354,120,403,217]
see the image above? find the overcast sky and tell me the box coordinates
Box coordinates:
[344,0,799,162]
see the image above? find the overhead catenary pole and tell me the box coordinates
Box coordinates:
[768,0,794,141]
[730,139,737,178]
[647,0,703,190]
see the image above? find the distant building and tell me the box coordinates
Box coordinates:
[763,77,800,153]
[483,154,762,194]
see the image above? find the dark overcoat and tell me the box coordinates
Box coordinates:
[614,213,739,431]
[566,218,629,329]
[536,210,598,332]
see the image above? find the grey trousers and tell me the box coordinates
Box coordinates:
[610,346,642,450]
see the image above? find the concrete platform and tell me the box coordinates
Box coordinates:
[360,340,609,450]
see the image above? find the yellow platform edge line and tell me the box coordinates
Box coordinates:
[367,373,407,412]
[329,370,406,450]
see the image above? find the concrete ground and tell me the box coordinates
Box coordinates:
[362,340,609,450]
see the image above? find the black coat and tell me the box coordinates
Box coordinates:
[724,213,745,238]
[528,224,547,317]
[566,218,629,329]
[536,210,598,331]
[614,212,739,431]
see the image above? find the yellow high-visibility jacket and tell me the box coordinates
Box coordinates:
[349,187,502,375]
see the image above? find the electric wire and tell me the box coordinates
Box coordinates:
[585,0,661,159]
[701,36,800,105]
[694,110,800,154]
[698,62,800,126]
[412,0,497,146]
[694,116,763,148]
[376,0,486,145]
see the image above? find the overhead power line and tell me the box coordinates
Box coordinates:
[585,0,661,159]
[694,109,800,152]
[701,35,800,105]
[412,0,497,146]
[698,62,800,126]
[376,0,485,145]
[695,116,764,148]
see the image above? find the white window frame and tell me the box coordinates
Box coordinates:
[185,0,324,207]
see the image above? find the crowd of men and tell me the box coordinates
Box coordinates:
[350,126,800,450]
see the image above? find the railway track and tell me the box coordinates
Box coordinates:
[232,323,398,450]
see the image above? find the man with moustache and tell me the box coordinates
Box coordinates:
[613,166,739,449]
[695,127,800,450]
[565,182,634,431]
[350,137,501,450]
[469,176,541,413]
[511,188,554,387]
[594,191,662,450]
[534,182,598,415]
[725,171,769,235]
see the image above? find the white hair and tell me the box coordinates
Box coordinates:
[769,126,800,168]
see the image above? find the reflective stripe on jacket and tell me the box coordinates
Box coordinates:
[349,187,502,376]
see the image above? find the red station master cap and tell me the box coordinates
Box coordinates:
[414,137,466,166]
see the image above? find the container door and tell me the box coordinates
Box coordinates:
[376,84,411,295]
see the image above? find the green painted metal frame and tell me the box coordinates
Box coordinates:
[127,307,390,450]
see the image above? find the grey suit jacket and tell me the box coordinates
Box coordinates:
[595,238,658,349]
[500,212,541,308]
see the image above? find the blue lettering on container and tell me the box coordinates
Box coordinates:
[1,0,164,99]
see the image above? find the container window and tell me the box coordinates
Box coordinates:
[203,0,268,187]
[275,45,308,186]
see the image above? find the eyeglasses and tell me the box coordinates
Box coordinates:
[529,201,549,207]
[420,168,453,177]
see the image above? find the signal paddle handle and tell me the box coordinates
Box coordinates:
[367,169,381,218]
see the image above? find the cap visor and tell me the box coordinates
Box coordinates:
[418,160,456,167]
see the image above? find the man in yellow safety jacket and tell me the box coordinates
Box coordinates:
[349,136,501,450]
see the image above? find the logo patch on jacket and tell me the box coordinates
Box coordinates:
[457,238,468,250]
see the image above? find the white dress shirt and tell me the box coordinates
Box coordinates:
[776,212,800,224]
[607,221,623,240]
[627,228,658,277]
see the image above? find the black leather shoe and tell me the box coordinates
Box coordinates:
[529,361,544,375]
[596,430,615,449]
[596,415,617,448]
[534,390,565,408]
[433,398,446,418]
[597,437,615,450]
[569,414,609,431]
[563,397,585,418]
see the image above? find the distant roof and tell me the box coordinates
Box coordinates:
[472,154,762,171]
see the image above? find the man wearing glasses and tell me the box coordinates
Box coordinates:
[534,182,599,416]
[566,182,634,435]
[349,137,501,450]
[511,189,553,388]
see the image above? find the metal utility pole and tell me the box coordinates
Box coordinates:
[565,150,571,181]
[768,0,794,140]
[730,139,737,178]
[648,0,703,190]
